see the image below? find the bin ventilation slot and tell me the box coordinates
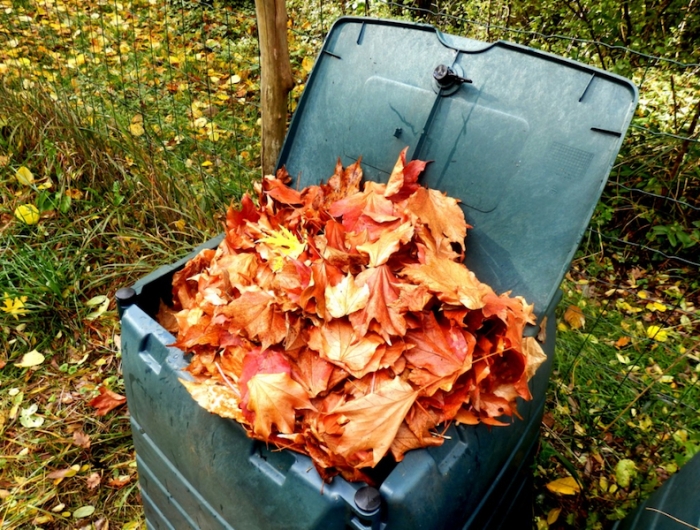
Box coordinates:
[323,50,342,60]
[357,22,366,45]
[591,127,622,137]
[578,73,596,102]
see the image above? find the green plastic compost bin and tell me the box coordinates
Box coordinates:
[118,17,637,530]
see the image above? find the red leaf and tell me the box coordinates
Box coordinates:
[89,386,126,416]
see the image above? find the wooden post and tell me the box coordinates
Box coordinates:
[255,0,294,177]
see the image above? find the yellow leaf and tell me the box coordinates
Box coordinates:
[646,301,667,312]
[129,122,145,137]
[14,204,39,224]
[258,227,305,260]
[228,74,241,85]
[14,350,45,368]
[15,166,34,186]
[563,305,585,330]
[637,291,648,299]
[546,476,581,495]
[2,293,29,319]
[301,56,314,73]
[547,507,562,524]
[646,325,668,342]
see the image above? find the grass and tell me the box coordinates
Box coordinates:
[0,0,698,529]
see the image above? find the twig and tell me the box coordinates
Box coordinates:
[645,508,700,530]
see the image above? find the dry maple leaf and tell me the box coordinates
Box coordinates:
[246,372,313,438]
[308,320,385,378]
[350,265,406,340]
[400,255,492,310]
[406,186,467,253]
[89,386,126,416]
[320,376,418,467]
[324,273,370,318]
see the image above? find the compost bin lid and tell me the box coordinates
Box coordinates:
[278,17,638,319]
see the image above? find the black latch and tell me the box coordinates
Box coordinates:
[433,64,472,88]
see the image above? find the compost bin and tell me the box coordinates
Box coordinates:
[118,17,638,530]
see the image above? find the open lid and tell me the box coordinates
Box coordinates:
[278,17,638,318]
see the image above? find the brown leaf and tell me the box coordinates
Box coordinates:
[87,472,102,490]
[324,273,369,318]
[88,386,126,416]
[72,429,91,449]
[356,221,414,267]
[349,265,406,340]
[47,465,80,480]
[180,379,247,424]
[564,305,585,330]
[107,475,131,489]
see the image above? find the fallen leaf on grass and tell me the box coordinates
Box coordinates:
[546,476,581,495]
[48,464,80,484]
[19,404,44,428]
[15,166,34,186]
[107,475,131,488]
[615,458,637,488]
[73,429,91,449]
[646,325,668,342]
[73,505,95,519]
[87,472,101,490]
[563,305,585,330]
[14,350,45,368]
[14,204,40,225]
[88,386,126,416]
[547,507,562,524]
[615,336,631,348]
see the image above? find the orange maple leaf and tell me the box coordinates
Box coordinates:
[349,265,406,340]
[246,372,312,438]
[307,319,384,378]
[320,376,418,467]
[400,255,492,310]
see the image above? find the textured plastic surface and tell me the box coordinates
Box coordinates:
[121,16,637,530]
[279,17,638,318]
[614,452,700,530]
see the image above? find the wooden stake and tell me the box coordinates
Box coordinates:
[255,0,294,177]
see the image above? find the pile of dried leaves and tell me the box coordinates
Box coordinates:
[159,149,546,483]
